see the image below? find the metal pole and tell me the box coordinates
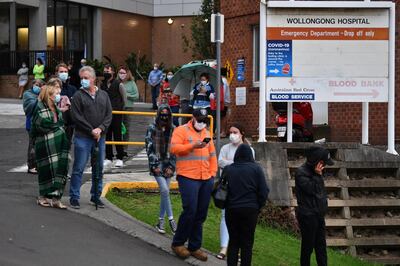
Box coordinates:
[258,2,267,142]
[362,102,369,144]
[216,16,222,155]
[287,102,293,143]
[387,4,397,155]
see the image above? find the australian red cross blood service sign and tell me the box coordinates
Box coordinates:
[266,8,389,102]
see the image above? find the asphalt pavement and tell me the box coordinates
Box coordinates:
[0,99,187,266]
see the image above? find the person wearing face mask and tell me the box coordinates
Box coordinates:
[145,104,177,235]
[23,79,45,174]
[148,63,164,110]
[101,64,127,168]
[31,83,69,209]
[17,62,29,99]
[69,66,112,209]
[56,63,77,100]
[295,146,334,266]
[216,123,255,260]
[170,108,217,262]
[55,63,77,143]
[190,73,215,114]
[117,66,139,154]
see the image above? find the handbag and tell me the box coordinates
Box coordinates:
[212,170,228,209]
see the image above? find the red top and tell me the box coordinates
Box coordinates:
[210,85,224,111]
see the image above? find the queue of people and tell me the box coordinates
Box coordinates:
[19,59,333,266]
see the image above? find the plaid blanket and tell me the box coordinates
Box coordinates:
[31,101,69,198]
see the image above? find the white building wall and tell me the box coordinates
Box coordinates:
[67,0,201,17]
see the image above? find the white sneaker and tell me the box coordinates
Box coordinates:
[103,159,112,168]
[114,159,124,168]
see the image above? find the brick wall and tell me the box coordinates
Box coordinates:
[222,1,400,144]
[0,75,33,98]
[102,9,153,66]
[152,17,194,68]
[221,0,261,136]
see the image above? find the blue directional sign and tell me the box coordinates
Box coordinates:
[267,40,292,77]
[237,58,245,82]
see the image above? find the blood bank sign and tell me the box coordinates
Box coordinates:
[266,8,389,102]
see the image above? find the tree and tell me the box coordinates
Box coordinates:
[182,0,219,59]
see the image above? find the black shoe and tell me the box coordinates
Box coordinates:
[69,199,80,209]
[90,197,105,208]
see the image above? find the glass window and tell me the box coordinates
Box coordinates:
[55,1,67,49]
[47,0,55,49]
[67,3,80,50]
[253,25,260,85]
[0,3,10,51]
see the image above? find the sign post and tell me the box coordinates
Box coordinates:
[211,13,224,155]
[260,1,396,152]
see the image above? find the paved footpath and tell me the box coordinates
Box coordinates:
[0,99,188,266]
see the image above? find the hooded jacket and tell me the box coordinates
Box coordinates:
[224,144,269,210]
[295,160,328,217]
[145,104,176,174]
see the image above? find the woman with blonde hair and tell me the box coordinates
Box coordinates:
[31,82,69,209]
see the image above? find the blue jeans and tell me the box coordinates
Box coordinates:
[69,136,105,200]
[170,105,180,127]
[220,209,229,248]
[154,175,173,219]
[172,175,214,251]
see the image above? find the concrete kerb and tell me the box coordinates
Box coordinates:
[67,175,224,266]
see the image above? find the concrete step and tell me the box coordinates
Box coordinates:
[327,237,400,247]
[291,199,400,207]
[289,179,400,188]
[325,218,400,227]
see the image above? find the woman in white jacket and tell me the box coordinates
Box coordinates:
[216,123,254,260]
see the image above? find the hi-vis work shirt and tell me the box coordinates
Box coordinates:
[170,121,217,180]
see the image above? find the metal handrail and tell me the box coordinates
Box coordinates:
[106,111,214,146]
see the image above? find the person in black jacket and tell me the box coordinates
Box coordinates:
[223,144,269,266]
[101,64,127,168]
[295,146,334,266]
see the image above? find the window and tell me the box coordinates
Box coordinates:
[252,25,260,87]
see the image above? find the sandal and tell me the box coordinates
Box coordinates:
[216,253,226,260]
[50,199,67,209]
[37,197,51,207]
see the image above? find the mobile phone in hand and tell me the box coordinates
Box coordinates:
[202,137,211,143]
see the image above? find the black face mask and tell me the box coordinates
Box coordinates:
[103,73,112,80]
[159,114,169,121]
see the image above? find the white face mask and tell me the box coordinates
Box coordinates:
[167,75,173,80]
[229,133,241,144]
[119,74,127,80]
[154,67,158,70]
[194,121,207,131]
[200,80,207,86]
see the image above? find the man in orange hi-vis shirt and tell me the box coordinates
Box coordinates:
[170,108,217,262]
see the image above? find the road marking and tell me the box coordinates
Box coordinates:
[9,149,149,172]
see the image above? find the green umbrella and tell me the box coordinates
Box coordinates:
[169,63,219,99]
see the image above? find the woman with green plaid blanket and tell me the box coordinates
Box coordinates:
[31,82,69,209]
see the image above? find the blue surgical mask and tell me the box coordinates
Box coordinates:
[58,72,69,82]
[54,94,61,103]
[32,85,41,95]
[81,79,90,89]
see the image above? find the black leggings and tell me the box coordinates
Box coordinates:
[297,213,327,266]
[226,208,259,266]
[106,114,124,160]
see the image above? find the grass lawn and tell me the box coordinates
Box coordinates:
[106,190,378,266]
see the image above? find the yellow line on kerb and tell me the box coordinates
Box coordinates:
[101,181,179,197]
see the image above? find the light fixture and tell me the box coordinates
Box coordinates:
[204,18,209,23]
[167,18,174,25]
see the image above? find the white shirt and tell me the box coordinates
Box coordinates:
[218,143,255,169]
[222,77,230,104]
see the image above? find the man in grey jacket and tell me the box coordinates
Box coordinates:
[69,66,112,209]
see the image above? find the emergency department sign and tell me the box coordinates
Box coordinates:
[266,8,389,102]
